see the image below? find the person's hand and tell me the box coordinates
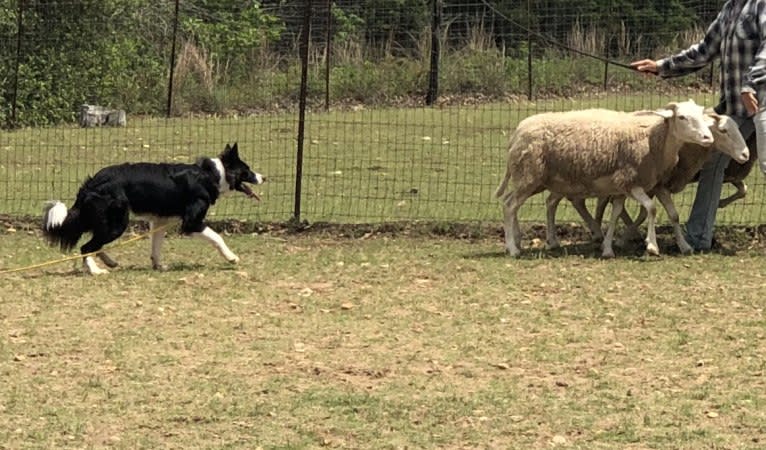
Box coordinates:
[631,59,659,76]
[742,91,759,116]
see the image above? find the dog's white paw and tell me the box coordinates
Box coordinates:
[84,256,109,275]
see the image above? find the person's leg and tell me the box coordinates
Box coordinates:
[753,110,766,176]
[686,116,753,250]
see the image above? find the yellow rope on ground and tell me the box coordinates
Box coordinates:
[0,224,172,275]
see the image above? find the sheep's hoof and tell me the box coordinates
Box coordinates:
[678,242,694,255]
[645,244,660,256]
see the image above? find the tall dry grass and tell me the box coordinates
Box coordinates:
[174,40,216,95]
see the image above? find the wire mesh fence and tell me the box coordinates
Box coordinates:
[3,0,764,227]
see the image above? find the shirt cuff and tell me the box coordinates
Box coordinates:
[656,58,673,76]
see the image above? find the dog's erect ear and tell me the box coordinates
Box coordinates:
[221,142,240,161]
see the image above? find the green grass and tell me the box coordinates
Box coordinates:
[1,229,766,448]
[5,91,763,226]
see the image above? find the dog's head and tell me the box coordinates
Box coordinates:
[219,142,264,200]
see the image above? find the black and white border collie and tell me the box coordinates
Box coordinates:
[42,142,264,275]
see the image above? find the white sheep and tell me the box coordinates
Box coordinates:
[713,132,756,208]
[495,100,715,258]
[564,112,750,250]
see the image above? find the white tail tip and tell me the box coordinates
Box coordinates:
[43,201,67,229]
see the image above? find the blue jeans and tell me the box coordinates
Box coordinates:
[686,115,756,250]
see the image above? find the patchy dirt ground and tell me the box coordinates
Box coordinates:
[1,220,766,448]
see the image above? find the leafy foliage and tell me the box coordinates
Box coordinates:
[0,0,719,126]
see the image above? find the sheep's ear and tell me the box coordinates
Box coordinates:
[650,102,679,119]
[704,113,719,129]
[653,108,675,119]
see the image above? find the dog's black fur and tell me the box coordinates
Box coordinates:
[42,142,262,267]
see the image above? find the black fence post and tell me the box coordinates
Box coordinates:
[425,0,441,105]
[526,0,533,101]
[603,0,611,91]
[294,0,313,223]
[166,0,180,118]
[324,0,332,111]
[603,38,610,91]
[9,0,25,128]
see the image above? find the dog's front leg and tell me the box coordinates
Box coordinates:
[150,220,170,270]
[97,252,119,268]
[83,256,109,275]
[192,226,239,264]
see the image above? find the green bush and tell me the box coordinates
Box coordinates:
[0,1,716,125]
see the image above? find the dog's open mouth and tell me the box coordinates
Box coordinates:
[239,183,261,201]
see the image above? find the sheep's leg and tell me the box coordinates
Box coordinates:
[629,187,660,256]
[594,196,609,226]
[718,181,747,208]
[570,198,604,242]
[601,196,625,258]
[545,192,563,249]
[655,188,694,255]
[503,188,534,257]
[502,200,521,256]
[616,207,643,247]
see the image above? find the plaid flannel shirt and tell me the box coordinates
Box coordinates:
[658,0,766,117]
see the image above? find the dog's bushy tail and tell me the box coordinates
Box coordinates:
[42,201,84,252]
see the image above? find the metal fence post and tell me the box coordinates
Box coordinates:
[527,0,533,101]
[325,0,332,111]
[166,0,180,118]
[294,0,313,222]
[9,0,25,128]
[425,0,441,105]
[603,0,612,91]
[603,43,610,91]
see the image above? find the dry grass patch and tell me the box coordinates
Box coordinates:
[1,229,766,448]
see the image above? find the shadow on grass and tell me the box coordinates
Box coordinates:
[121,262,209,272]
[460,235,741,260]
[11,261,214,279]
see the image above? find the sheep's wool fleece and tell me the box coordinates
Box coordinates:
[507,109,671,195]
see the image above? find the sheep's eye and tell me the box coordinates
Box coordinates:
[678,115,687,120]
[720,128,728,134]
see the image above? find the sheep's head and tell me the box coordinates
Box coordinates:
[653,99,714,146]
[708,113,749,163]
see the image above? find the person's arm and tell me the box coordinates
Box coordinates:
[743,1,766,113]
[656,6,728,78]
